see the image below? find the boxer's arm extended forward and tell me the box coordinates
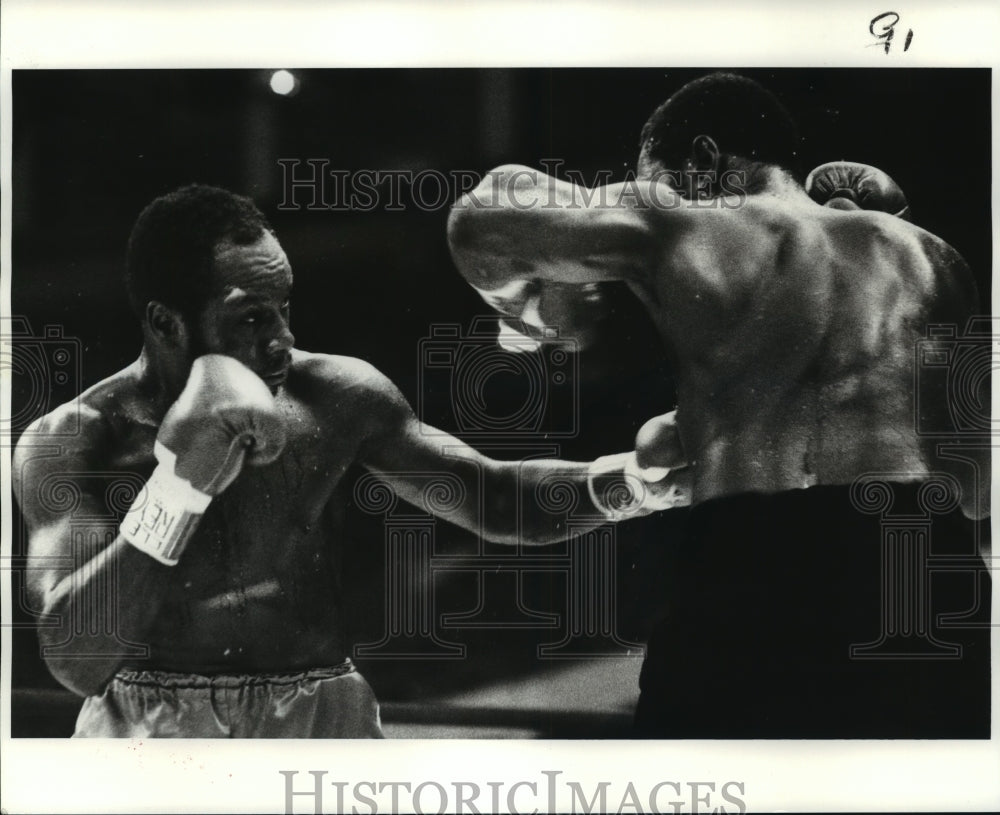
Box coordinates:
[357,371,689,545]
[13,409,178,697]
[448,165,666,296]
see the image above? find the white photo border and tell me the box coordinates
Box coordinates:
[2,1,998,812]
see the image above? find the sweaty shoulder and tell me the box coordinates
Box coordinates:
[908,222,980,317]
[12,368,141,520]
[807,206,979,313]
[717,195,977,303]
[14,364,146,464]
[288,350,399,397]
[287,350,412,434]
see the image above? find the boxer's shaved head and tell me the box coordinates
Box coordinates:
[125,184,274,322]
[638,72,799,183]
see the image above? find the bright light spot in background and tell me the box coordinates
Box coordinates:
[269,70,298,96]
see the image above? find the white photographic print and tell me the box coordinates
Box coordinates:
[1,1,998,813]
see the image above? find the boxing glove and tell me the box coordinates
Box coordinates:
[804,161,910,220]
[587,409,691,520]
[120,355,287,564]
[158,355,287,493]
[634,410,686,481]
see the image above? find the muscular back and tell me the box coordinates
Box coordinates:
[639,193,981,504]
[449,165,983,511]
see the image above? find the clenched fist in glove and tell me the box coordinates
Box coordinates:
[587,409,692,521]
[805,161,910,220]
[120,355,287,564]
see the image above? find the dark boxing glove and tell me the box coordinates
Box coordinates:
[805,161,910,220]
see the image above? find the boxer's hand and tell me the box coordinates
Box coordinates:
[640,463,692,512]
[633,410,691,511]
[158,354,287,496]
[805,161,910,220]
[634,410,686,480]
[587,410,692,520]
[121,356,286,565]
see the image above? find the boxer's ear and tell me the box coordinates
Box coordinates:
[681,135,721,199]
[690,134,720,172]
[146,301,189,348]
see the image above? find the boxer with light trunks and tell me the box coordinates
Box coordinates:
[13,184,691,738]
[447,73,991,737]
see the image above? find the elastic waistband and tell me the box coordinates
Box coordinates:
[113,660,356,690]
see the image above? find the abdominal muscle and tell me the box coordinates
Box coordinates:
[138,605,350,676]
[122,497,351,676]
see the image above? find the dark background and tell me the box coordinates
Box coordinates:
[8,68,992,736]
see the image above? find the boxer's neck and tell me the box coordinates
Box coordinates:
[695,162,803,202]
[749,166,807,200]
[135,343,193,417]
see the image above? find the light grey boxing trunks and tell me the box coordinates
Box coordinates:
[73,660,384,738]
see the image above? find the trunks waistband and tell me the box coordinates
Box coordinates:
[112,659,356,690]
[690,480,944,517]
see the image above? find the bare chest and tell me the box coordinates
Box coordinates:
[113,394,363,576]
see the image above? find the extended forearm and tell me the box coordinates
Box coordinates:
[483,453,690,546]
[480,459,593,546]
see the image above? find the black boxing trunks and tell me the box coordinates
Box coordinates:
[634,483,991,738]
[72,660,384,738]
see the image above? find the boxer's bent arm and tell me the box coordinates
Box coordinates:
[917,242,990,520]
[448,165,666,293]
[12,409,181,697]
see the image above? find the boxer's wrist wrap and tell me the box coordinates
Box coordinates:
[587,451,689,521]
[587,452,646,521]
[626,452,671,484]
[120,442,211,565]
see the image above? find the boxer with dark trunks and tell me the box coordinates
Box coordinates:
[12,184,691,738]
[447,72,991,737]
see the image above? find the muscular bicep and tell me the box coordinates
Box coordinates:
[915,238,990,519]
[353,369,498,535]
[915,244,994,519]
[364,418,494,525]
[448,165,662,293]
[13,415,121,605]
[349,360,603,546]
